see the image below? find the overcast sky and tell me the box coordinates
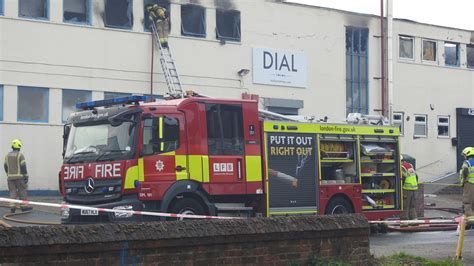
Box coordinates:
[287,0,473,31]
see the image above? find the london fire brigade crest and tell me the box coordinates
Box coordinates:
[155,160,164,172]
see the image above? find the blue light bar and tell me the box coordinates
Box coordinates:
[76,95,149,109]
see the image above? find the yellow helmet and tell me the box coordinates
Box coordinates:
[11,139,23,149]
[462,147,474,157]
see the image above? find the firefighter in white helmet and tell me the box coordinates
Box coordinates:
[4,139,32,213]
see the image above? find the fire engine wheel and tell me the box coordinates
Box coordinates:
[169,198,207,220]
[325,197,354,215]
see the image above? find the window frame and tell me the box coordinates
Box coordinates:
[205,103,244,156]
[181,4,206,38]
[444,42,460,67]
[63,0,92,25]
[467,44,474,69]
[398,35,414,60]
[104,0,133,30]
[62,89,92,123]
[18,0,50,20]
[422,39,437,63]
[437,115,450,138]
[392,112,404,136]
[17,86,49,123]
[413,114,428,138]
[216,9,241,42]
[0,85,3,121]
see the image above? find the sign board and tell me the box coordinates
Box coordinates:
[253,48,307,88]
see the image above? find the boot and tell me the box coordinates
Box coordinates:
[10,208,16,214]
[21,206,33,212]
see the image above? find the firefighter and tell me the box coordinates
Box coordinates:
[460,147,474,218]
[400,155,418,220]
[146,3,170,48]
[3,139,32,213]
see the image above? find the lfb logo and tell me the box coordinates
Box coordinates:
[213,163,234,173]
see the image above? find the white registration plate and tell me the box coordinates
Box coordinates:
[81,209,99,216]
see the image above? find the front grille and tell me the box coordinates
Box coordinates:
[65,179,122,204]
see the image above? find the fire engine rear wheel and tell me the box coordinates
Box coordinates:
[325,197,354,215]
[169,198,207,220]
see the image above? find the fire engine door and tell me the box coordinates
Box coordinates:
[205,103,246,194]
[141,114,188,186]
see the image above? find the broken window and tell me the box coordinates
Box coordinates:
[444,42,459,66]
[19,0,48,19]
[181,4,206,38]
[62,89,91,122]
[104,0,133,29]
[468,45,474,69]
[144,0,170,31]
[399,35,414,59]
[64,0,90,24]
[422,39,436,62]
[18,86,49,123]
[216,9,240,42]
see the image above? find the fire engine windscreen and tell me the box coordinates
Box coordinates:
[64,120,137,163]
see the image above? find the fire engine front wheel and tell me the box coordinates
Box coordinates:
[169,198,207,220]
[325,197,354,215]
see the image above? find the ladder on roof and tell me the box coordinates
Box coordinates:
[150,22,184,99]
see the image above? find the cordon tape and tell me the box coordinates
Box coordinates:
[0,197,240,220]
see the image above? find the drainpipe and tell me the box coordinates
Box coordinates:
[387,0,394,124]
[380,0,385,116]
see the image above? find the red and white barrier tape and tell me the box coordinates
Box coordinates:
[0,197,239,220]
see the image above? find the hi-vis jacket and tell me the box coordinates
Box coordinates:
[4,150,28,181]
[460,158,474,184]
[402,161,418,190]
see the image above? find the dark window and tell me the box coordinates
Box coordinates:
[216,9,240,42]
[181,4,205,38]
[144,0,170,31]
[19,0,48,19]
[206,104,244,155]
[444,42,459,66]
[64,0,90,24]
[142,116,179,155]
[346,27,369,115]
[467,45,474,68]
[104,0,133,29]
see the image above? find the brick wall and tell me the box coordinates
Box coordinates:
[0,215,370,265]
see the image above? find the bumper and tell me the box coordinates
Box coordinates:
[61,194,146,224]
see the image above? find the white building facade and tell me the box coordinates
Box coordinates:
[0,0,473,192]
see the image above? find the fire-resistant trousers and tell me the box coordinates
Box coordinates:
[463,182,474,217]
[7,179,28,209]
[401,189,417,220]
[156,20,169,44]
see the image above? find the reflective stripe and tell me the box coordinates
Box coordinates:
[464,160,474,184]
[138,158,145,182]
[124,165,139,189]
[188,155,203,182]
[402,164,418,190]
[175,155,188,180]
[202,156,210,183]
[245,156,262,182]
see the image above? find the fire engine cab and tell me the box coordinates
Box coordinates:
[60,95,402,223]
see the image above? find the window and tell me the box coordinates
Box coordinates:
[467,44,474,69]
[422,39,437,62]
[181,4,206,38]
[18,86,49,123]
[399,36,414,59]
[216,9,241,42]
[206,104,244,155]
[345,27,369,115]
[414,114,427,137]
[104,92,131,99]
[437,116,450,138]
[0,0,4,15]
[19,0,49,20]
[63,0,90,24]
[62,89,92,122]
[144,0,170,31]
[444,42,460,66]
[142,116,180,156]
[104,0,133,29]
[0,85,3,121]
[392,112,404,135]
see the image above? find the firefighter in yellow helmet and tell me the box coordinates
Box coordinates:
[460,147,474,218]
[146,3,170,48]
[3,139,32,213]
[400,155,418,220]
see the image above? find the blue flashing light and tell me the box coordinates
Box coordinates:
[76,95,149,110]
[134,180,140,188]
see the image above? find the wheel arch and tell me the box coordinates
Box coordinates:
[160,180,216,216]
[324,193,355,214]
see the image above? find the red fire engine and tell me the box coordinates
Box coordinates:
[59,95,402,223]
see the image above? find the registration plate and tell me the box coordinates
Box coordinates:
[81,209,99,216]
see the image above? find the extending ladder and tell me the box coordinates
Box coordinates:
[150,22,184,99]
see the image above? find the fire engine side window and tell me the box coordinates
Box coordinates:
[206,104,244,155]
[142,116,180,155]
